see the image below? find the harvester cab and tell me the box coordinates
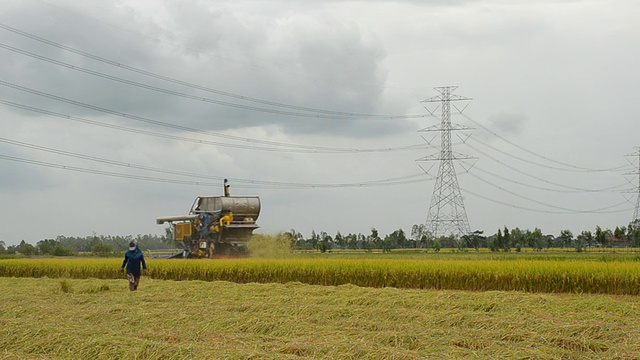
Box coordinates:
[156,179,261,258]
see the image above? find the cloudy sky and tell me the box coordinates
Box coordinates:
[1,0,638,245]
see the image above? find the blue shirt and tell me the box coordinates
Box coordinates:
[121,246,147,276]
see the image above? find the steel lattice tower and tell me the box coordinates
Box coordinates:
[417,86,474,239]
[628,147,640,229]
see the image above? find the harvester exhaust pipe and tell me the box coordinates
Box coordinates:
[224,178,230,197]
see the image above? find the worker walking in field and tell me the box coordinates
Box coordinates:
[121,241,147,291]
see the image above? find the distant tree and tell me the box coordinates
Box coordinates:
[37,239,60,255]
[386,229,407,249]
[319,231,333,253]
[488,230,500,252]
[614,226,627,246]
[308,231,319,250]
[595,226,605,247]
[163,227,174,245]
[367,228,382,249]
[382,236,393,253]
[496,229,504,251]
[16,240,36,256]
[92,243,112,256]
[523,228,544,250]
[463,230,485,251]
[578,230,594,248]
[394,229,408,248]
[419,235,428,249]
[411,224,426,241]
[544,234,554,249]
[502,227,511,252]
[344,233,358,250]
[433,239,441,252]
[52,245,75,256]
[558,230,573,248]
[318,241,328,253]
[334,231,345,249]
[631,227,640,247]
[510,228,524,251]
[603,228,613,247]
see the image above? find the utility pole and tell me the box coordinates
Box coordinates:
[417,86,474,239]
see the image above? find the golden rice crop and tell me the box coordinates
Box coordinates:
[1,258,639,295]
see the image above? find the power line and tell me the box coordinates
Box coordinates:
[461,113,631,172]
[0,137,432,188]
[0,80,425,154]
[0,40,429,121]
[461,185,632,214]
[464,163,626,193]
[465,170,629,213]
[11,7,428,95]
[464,141,628,192]
[466,135,633,173]
[0,98,426,154]
[0,22,412,119]
[0,99,315,153]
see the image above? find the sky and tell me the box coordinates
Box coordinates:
[1,0,639,246]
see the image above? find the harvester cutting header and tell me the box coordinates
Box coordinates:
[156,179,261,258]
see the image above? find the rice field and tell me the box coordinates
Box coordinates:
[3,252,640,359]
[2,255,640,295]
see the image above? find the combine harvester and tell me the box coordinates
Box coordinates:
[156,179,261,258]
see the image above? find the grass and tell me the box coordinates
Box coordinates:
[1,277,640,359]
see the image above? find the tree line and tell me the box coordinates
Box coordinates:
[2,222,640,257]
[288,222,640,252]
[0,233,174,257]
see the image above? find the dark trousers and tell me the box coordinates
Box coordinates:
[127,272,140,291]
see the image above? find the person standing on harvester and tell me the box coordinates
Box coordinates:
[121,241,147,291]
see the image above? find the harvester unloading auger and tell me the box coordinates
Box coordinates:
[156,179,261,258]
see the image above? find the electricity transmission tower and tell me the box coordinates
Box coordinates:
[417,86,474,239]
[627,147,640,229]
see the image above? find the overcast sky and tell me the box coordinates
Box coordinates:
[1,0,638,246]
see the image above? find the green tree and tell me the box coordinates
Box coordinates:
[595,226,605,247]
[602,228,613,247]
[334,231,345,249]
[411,224,426,242]
[502,227,511,252]
[510,228,524,251]
[558,229,573,248]
[578,230,594,248]
[319,232,333,253]
[386,229,407,249]
[631,227,640,247]
[614,226,627,246]
[92,243,113,256]
[367,228,382,249]
[488,229,502,252]
[524,228,544,251]
[16,240,36,256]
[37,239,60,255]
[497,229,504,251]
[345,233,358,250]
[433,239,441,252]
[463,230,485,251]
[308,231,319,250]
[52,245,75,256]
